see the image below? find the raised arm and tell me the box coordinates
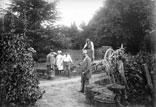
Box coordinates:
[91,41,94,51]
[83,42,87,50]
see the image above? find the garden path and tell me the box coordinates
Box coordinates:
[36,73,106,107]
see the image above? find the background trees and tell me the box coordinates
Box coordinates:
[0,0,156,106]
[1,0,154,57]
[9,0,59,58]
[78,0,155,54]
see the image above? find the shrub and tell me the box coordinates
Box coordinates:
[0,33,43,106]
[115,51,153,104]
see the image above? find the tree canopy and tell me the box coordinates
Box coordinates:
[77,0,155,54]
[6,0,59,56]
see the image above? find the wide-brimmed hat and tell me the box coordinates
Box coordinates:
[53,52,57,55]
[28,47,36,53]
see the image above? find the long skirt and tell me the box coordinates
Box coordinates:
[56,61,63,71]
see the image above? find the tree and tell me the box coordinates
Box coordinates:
[81,0,154,54]
[0,13,43,106]
[55,23,80,49]
[9,0,59,57]
[0,0,60,106]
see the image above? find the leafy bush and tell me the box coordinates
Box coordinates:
[0,33,43,106]
[115,51,153,104]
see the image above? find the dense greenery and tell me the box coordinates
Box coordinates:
[0,33,43,106]
[7,0,60,61]
[73,0,155,54]
[1,0,154,59]
[0,0,59,106]
[112,51,153,105]
[1,0,154,61]
[124,52,152,103]
[104,50,153,106]
[0,0,155,106]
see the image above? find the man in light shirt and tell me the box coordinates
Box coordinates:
[63,51,74,78]
[82,38,95,61]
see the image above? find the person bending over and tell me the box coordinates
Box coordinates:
[82,38,95,61]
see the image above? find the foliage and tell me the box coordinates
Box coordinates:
[0,32,43,106]
[55,23,80,49]
[0,0,52,106]
[79,0,155,54]
[3,0,60,61]
[0,0,81,61]
[114,51,153,104]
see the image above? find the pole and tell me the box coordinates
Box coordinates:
[151,32,156,107]
[151,31,156,107]
[151,0,156,105]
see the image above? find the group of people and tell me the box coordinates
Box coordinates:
[46,49,74,79]
[46,38,95,94]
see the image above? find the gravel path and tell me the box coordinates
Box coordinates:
[36,73,106,107]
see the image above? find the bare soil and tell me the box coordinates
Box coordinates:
[36,73,106,107]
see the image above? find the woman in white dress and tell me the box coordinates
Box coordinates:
[56,50,64,74]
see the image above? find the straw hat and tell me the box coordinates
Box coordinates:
[28,47,36,53]
[53,52,57,55]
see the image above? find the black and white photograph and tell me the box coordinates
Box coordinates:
[0,0,156,107]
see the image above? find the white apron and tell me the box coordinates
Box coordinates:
[56,54,64,70]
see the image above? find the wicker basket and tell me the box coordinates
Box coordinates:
[94,94,117,107]
[94,78,110,86]
[107,84,125,93]
[85,84,102,104]
[91,86,114,105]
